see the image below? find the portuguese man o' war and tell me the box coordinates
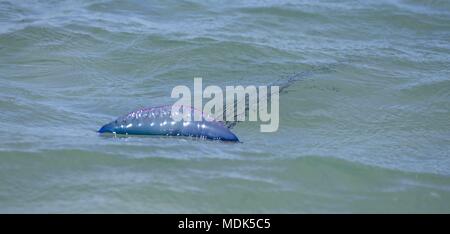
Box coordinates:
[98,105,240,142]
[98,62,342,142]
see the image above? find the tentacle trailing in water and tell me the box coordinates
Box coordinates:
[220,62,341,129]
